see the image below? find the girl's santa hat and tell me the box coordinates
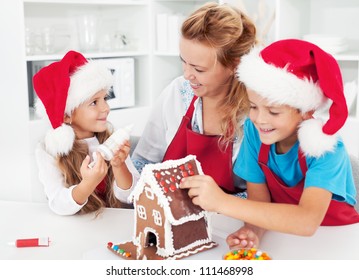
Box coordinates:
[33,50,113,157]
[237,39,348,158]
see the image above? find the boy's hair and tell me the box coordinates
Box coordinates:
[181,2,257,146]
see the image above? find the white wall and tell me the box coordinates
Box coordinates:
[0,0,32,201]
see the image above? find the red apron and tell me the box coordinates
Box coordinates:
[163,96,235,193]
[95,178,107,201]
[258,144,359,225]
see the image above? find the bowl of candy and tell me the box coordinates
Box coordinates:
[223,248,271,260]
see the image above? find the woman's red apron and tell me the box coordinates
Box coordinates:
[163,96,235,193]
[258,144,359,225]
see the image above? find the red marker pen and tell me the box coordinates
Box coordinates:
[9,237,50,248]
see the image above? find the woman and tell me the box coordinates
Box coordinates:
[132,2,257,194]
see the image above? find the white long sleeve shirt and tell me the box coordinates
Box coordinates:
[35,136,139,215]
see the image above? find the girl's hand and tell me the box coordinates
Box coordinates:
[180,175,226,212]
[80,152,108,188]
[110,140,131,169]
[73,153,109,205]
[226,226,261,249]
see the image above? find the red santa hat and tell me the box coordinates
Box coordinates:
[33,50,113,157]
[237,39,348,158]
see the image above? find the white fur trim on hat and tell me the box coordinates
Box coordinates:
[65,59,113,115]
[45,124,75,157]
[238,48,327,113]
[298,118,338,158]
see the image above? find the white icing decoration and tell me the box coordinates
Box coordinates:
[165,243,217,260]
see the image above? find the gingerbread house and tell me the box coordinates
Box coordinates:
[107,155,217,260]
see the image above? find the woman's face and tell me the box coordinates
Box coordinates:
[179,38,234,99]
[67,89,110,139]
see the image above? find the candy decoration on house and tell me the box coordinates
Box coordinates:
[107,155,217,260]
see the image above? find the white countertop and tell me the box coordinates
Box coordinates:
[1,200,359,260]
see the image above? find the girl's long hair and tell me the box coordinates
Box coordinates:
[57,125,124,215]
[181,2,257,146]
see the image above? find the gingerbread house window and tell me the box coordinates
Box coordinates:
[152,210,162,226]
[144,186,154,200]
[137,205,147,220]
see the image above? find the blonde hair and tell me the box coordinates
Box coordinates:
[181,2,257,145]
[57,124,125,216]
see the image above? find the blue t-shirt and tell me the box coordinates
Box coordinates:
[234,118,357,206]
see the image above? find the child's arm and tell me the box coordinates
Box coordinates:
[180,176,332,236]
[226,182,269,248]
[73,152,108,205]
[110,140,133,190]
[226,224,263,249]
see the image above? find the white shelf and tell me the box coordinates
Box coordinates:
[334,52,359,62]
[23,0,148,5]
[26,51,149,61]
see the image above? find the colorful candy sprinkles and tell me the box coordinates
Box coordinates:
[224,248,271,260]
[155,162,195,194]
[107,242,131,258]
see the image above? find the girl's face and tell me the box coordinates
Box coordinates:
[247,89,307,153]
[179,38,234,99]
[68,89,110,139]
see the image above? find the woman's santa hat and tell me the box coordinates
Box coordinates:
[33,50,113,157]
[237,39,348,158]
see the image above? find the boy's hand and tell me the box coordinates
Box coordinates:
[180,175,225,212]
[226,226,261,249]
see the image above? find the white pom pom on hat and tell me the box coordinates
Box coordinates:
[237,39,348,157]
[33,50,113,157]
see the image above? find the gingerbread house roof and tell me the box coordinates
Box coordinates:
[129,155,207,225]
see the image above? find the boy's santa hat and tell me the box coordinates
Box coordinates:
[237,39,347,158]
[33,50,113,157]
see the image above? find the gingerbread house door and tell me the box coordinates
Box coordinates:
[139,229,160,259]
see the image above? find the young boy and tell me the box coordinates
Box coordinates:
[180,39,359,248]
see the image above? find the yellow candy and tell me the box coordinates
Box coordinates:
[223,248,271,260]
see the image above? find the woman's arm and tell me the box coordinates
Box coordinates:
[131,76,187,172]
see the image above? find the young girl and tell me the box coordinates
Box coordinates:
[33,50,139,216]
[180,39,359,248]
[132,2,257,195]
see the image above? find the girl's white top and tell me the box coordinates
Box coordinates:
[35,136,139,215]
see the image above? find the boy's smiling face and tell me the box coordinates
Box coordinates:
[247,88,309,154]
